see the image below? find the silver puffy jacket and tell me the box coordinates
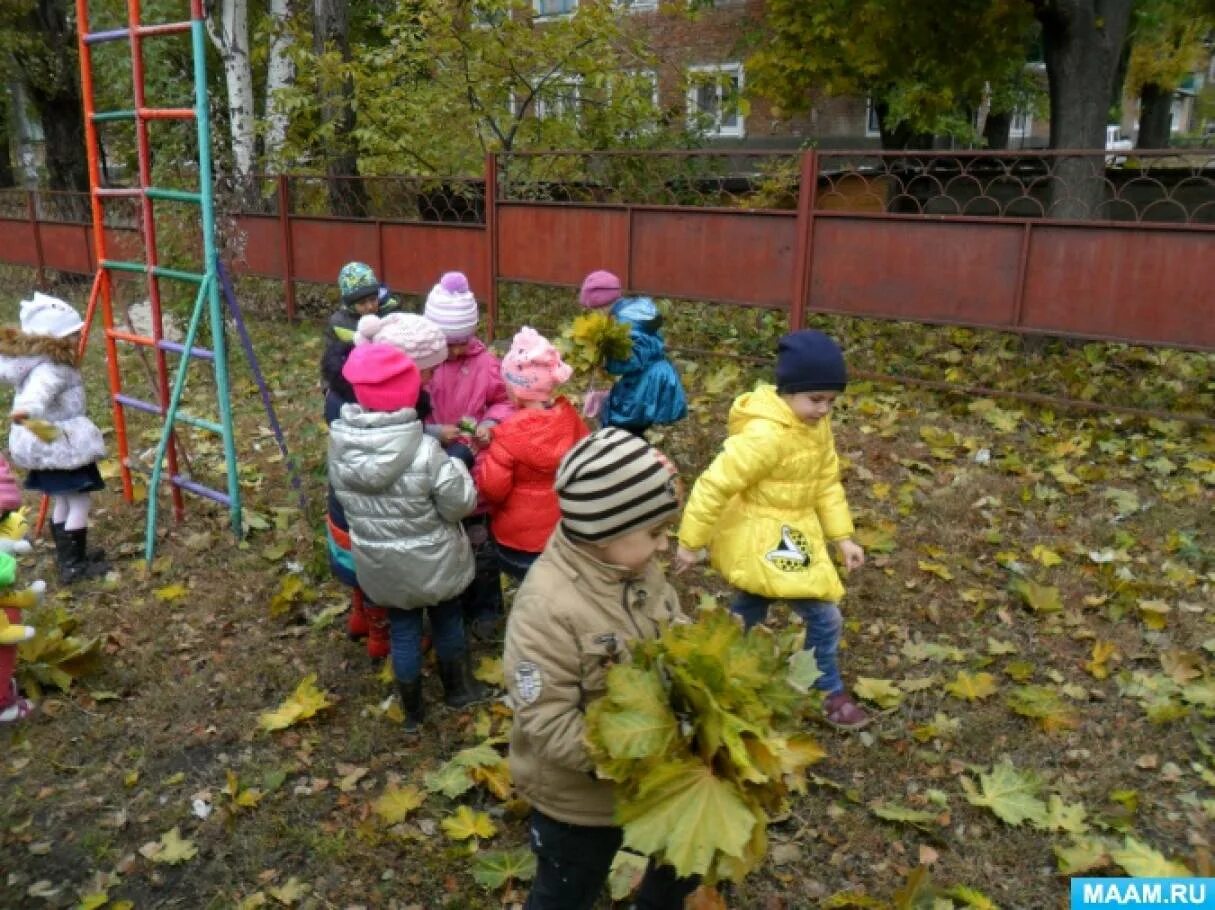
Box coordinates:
[328,404,477,609]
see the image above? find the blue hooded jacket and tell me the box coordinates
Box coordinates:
[603,297,688,429]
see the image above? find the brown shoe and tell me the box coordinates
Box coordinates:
[824,692,871,730]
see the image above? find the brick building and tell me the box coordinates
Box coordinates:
[533,0,1055,149]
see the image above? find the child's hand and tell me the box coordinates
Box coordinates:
[9,411,28,423]
[673,546,703,575]
[437,424,460,445]
[475,425,493,447]
[835,538,865,572]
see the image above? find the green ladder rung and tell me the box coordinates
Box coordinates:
[146,187,203,204]
[175,411,224,435]
[101,260,206,283]
[92,110,136,122]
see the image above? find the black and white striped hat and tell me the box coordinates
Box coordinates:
[555,428,682,543]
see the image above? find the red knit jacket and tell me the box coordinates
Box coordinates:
[476,398,589,554]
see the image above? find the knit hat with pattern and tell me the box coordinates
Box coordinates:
[555,428,682,543]
[501,326,573,402]
[355,313,448,371]
[579,270,622,310]
[423,271,479,341]
[337,261,381,308]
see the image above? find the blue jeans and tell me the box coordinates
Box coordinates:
[497,543,539,582]
[387,599,465,684]
[730,591,844,694]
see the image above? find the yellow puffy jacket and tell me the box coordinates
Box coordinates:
[678,384,853,603]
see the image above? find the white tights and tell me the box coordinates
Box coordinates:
[52,493,91,532]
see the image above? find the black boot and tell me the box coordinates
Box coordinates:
[439,654,487,709]
[397,679,424,738]
[67,530,109,581]
[53,522,105,565]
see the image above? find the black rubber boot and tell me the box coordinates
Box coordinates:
[439,654,487,709]
[53,522,105,565]
[67,530,109,580]
[397,679,424,738]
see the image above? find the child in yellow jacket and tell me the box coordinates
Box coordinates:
[675,329,870,729]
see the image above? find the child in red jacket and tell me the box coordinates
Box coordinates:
[476,328,588,582]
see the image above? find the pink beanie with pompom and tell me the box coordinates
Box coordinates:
[423,271,479,341]
[355,313,448,371]
[579,270,622,310]
[501,326,573,402]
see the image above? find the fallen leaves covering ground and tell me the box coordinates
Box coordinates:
[0,272,1211,909]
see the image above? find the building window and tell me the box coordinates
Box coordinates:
[1009,109,1032,139]
[531,74,582,119]
[865,99,881,138]
[617,0,658,10]
[687,64,744,138]
[533,0,577,16]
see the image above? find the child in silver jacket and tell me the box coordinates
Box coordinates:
[327,343,486,737]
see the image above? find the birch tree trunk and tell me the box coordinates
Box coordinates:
[206,0,256,186]
[264,0,295,167]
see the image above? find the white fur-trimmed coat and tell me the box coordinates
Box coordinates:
[0,329,106,471]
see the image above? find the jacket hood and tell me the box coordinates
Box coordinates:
[495,398,584,471]
[0,328,77,366]
[727,383,796,436]
[330,406,423,493]
[450,337,488,360]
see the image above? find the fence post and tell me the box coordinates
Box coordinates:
[484,152,498,343]
[277,175,297,320]
[789,150,819,332]
[27,190,46,289]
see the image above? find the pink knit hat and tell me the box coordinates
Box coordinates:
[579,270,622,310]
[501,327,573,402]
[355,313,448,371]
[423,271,479,341]
[341,343,421,412]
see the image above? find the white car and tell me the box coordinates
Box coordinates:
[1106,125,1133,165]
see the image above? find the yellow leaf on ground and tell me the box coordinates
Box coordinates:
[474,657,504,687]
[258,674,333,732]
[917,560,954,581]
[442,805,497,842]
[153,583,189,602]
[372,783,425,825]
[1110,835,1191,877]
[1137,599,1171,631]
[149,827,198,864]
[1031,545,1062,567]
[944,670,998,701]
[1085,641,1118,680]
[854,677,903,709]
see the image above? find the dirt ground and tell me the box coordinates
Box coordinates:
[0,269,1211,910]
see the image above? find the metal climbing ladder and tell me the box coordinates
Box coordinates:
[74,0,302,560]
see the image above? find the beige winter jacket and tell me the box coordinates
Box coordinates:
[503,527,684,827]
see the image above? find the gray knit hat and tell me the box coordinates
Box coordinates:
[555,428,682,543]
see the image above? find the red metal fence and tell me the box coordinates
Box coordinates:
[1,149,1212,350]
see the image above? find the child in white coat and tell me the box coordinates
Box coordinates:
[0,293,108,584]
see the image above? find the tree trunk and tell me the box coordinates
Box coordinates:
[983,110,1013,149]
[16,0,88,212]
[264,0,296,167]
[205,0,256,186]
[313,0,369,216]
[1135,82,1173,148]
[874,99,933,150]
[0,92,14,189]
[1035,0,1134,218]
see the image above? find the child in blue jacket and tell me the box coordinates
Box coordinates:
[602,296,687,438]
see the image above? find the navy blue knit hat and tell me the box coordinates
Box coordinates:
[775,330,847,394]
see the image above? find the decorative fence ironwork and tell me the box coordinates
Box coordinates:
[0,149,1211,350]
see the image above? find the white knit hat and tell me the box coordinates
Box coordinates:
[20,292,84,338]
[355,313,448,371]
[423,271,479,341]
